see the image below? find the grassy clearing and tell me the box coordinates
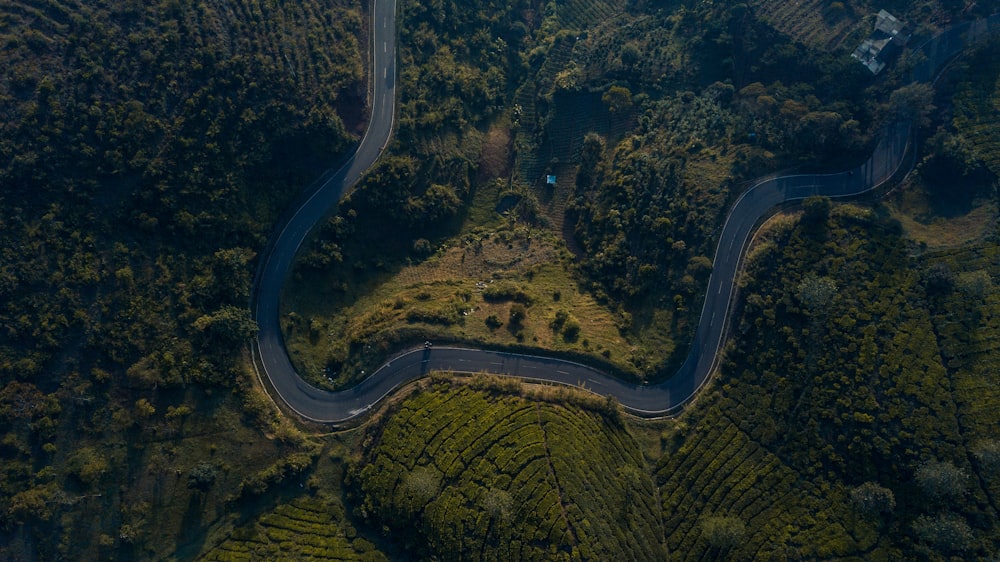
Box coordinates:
[887,192,997,249]
[77,390,312,560]
[283,171,664,388]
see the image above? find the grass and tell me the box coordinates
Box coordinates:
[282,170,672,389]
[887,191,997,249]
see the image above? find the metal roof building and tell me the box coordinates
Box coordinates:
[852,10,909,74]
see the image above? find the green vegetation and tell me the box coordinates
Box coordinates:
[4,0,1000,558]
[199,442,388,562]
[661,206,1000,559]
[202,493,385,561]
[888,37,1000,248]
[351,382,665,560]
[284,0,897,383]
[0,0,368,558]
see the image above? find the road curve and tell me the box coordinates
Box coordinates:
[251,11,1000,424]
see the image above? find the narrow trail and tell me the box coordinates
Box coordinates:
[250,10,1000,425]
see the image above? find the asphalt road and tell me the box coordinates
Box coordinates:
[251,12,999,424]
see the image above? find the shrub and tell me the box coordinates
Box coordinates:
[700,515,746,550]
[485,314,503,329]
[914,460,969,500]
[483,282,532,304]
[849,482,895,517]
[188,462,219,491]
[562,319,581,342]
[509,303,526,324]
[912,513,974,553]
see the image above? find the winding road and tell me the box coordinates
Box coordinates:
[251,10,1000,424]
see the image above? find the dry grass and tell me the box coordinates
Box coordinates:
[889,197,998,249]
[476,124,511,183]
[288,227,636,379]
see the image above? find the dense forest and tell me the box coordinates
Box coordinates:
[1,0,999,559]
[0,0,366,558]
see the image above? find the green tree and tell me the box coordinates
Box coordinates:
[801,195,831,226]
[602,85,633,113]
[849,481,895,518]
[915,460,969,501]
[797,274,838,312]
[912,513,974,554]
[187,462,219,491]
[972,439,1000,474]
[192,305,259,347]
[509,303,526,325]
[923,263,955,295]
[887,83,936,127]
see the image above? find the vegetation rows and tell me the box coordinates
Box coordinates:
[201,495,386,561]
[691,203,1000,558]
[351,383,666,560]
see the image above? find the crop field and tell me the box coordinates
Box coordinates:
[752,0,863,51]
[927,244,1000,439]
[707,211,1000,558]
[355,384,666,560]
[953,40,1000,177]
[201,496,386,561]
[557,0,626,32]
[656,401,875,559]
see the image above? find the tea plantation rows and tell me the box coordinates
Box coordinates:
[353,385,666,560]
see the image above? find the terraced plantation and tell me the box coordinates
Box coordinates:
[682,210,1000,558]
[354,384,666,560]
[202,496,386,561]
[753,0,862,51]
[927,244,1000,504]
[656,402,874,559]
[953,41,1000,177]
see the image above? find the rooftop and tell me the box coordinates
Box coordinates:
[852,10,909,75]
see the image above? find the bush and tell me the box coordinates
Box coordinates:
[483,282,532,304]
[188,462,219,491]
[912,513,974,554]
[485,314,503,329]
[509,303,526,325]
[562,319,581,343]
[849,482,895,517]
[914,460,969,501]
